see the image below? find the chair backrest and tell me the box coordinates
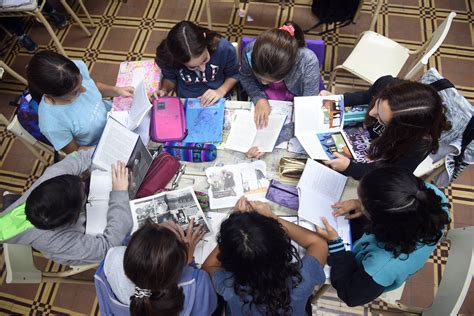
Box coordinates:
[404,12,456,79]
[240,37,326,91]
[3,243,42,283]
[94,260,130,316]
[424,226,474,316]
[7,115,39,146]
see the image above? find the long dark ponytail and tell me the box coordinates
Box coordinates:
[124,222,187,316]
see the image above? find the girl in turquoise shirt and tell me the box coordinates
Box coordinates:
[27,51,134,154]
[318,166,450,306]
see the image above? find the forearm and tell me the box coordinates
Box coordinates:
[202,246,221,275]
[96,82,121,98]
[328,239,385,306]
[216,77,238,96]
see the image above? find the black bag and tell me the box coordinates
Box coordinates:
[305,0,360,34]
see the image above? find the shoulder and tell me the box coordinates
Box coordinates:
[297,256,326,288]
[72,60,91,78]
[297,47,318,63]
[212,268,236,297]
[104,246,126,268]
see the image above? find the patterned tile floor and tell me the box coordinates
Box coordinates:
[0,0,473,314]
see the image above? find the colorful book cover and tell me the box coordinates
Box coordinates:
[112,60,161,111]
[343,125,372,163]
[316,131,353,159]
[182,98,225,143]
[343,104,368,125]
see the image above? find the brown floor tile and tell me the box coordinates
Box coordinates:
[200,2,236,25]
[452,203,473,225]
[144,30,167,56]
[101,27,137,52]
[62,26,95,49]
[70,286,97,314]
[290,6,319,33]
[408,262,436,287]
[433,0,468,11]
[459,282,474,315]
[0,283,39,301]
[439,20,472,47]
[387,15,422,42]
[156,0,191,21]
[5,55,32,80]
[339,12,373,36]
[244,4,280,28]
[454,165,473,186]
[118,0,152,18]
[90,62,121,86]
[409,283,435,308]
[439,56,474,87]
[81,0,110,16]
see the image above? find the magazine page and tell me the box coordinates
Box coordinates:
[129,187,211,234]
[92,117,139,172]
[126,139,153,199]
[224,110,257,152]
[85,200,109,236]
[342,124,372,162]
[194,212,229,265]
[206,160,269,209]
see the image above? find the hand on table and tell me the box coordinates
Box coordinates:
[332,199,364,220]
[254,99,271,129]
[323,152,350,172]
[200,89,223,106]
[111,161,129,191]
[246,146,265,159]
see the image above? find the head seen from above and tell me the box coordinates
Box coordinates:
[124,222,187,316]
[25,175,86,230]
[26,50,85,103]
[357,167,450,257]
[252,21,305,84]
[365,80,450,161]
[217,211,302,315]
[155,21,219,72]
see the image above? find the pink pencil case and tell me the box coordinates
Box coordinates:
[150,97,187,142]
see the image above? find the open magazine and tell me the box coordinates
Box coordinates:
[129,187,212,234]
[295,95,356,160]
[206,161,269,209]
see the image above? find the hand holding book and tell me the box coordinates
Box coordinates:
[323,152,351,171]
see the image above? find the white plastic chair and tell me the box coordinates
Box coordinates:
[328,12,457,90]
[3,243,98,284]
[0,114,53,166]
[372,226,474,315]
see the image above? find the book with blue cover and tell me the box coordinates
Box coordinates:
[182,98,225,143]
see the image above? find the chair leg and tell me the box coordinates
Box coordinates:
[77,0,95,27]
[0,60,27,85]
[327,67,341,92]
[59,0,91,37]
[311,284,331,304]
[34,9,67,56]
[41,276,94,285]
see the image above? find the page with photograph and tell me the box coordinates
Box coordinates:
[126,139,153,199]
[206,161,269,209]
[129,187,212,234]
[92,117,139,172]
[194,212,229,265]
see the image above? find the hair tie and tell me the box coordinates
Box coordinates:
[385,198,416,212]
[279,25,295,37]
[134,286,152,299]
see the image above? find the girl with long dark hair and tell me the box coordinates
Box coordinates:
[323,77,451,180]
[104,220,217,316]
[155,21,239,106]
[203,198,328,315]
[318,167,450,306]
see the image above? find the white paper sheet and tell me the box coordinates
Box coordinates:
[88,170,112,201]
[92,118,138,172]
[225,111,286,153]
[297,159,347,229]
[85,200,109,236]
[127,81,152,131]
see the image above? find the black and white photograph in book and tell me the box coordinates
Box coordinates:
[129,187,211,234]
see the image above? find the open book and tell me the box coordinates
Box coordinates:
[92,117,153,199]
[224,110,286,153]
[85,170,112,236]
[295,95,355,160]
[297,159,351,249]
[129,187,212,234]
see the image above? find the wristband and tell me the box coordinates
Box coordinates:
[328,237,345,254]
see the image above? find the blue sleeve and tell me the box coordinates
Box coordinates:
[39,112,73,151]
[220,39,240,81]
[161,66,178,84]
[239,42,267,104]
[72,60,91,80]
[193,268,218,315]
[212,268,236,301]
[293,256,326,298]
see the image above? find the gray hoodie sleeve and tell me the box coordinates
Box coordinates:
[239,42,268,104]
[299,48,321,96]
